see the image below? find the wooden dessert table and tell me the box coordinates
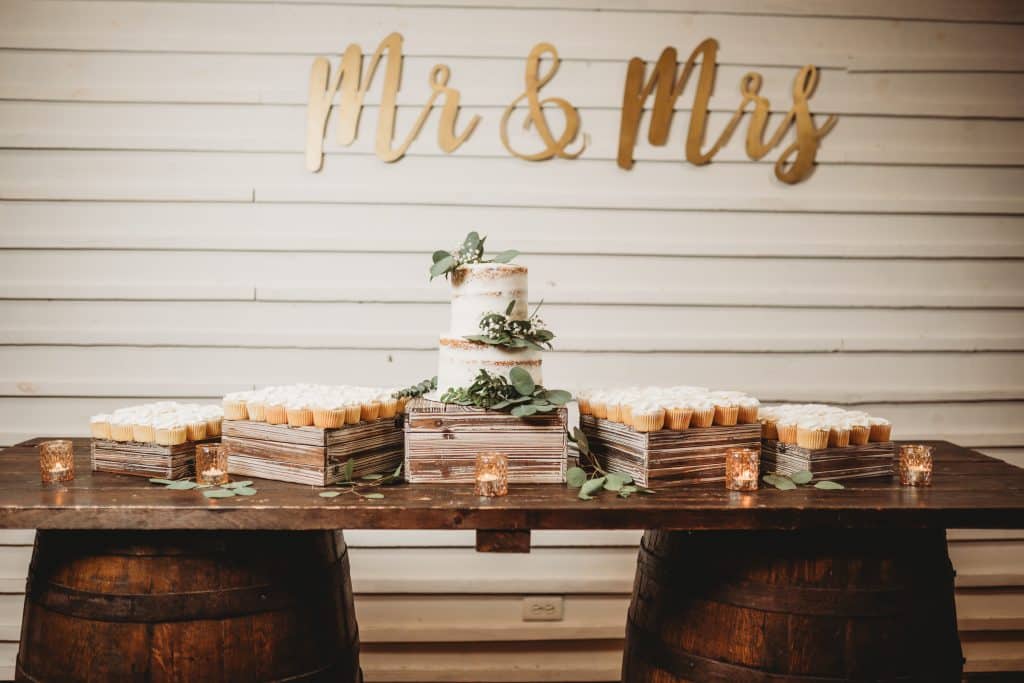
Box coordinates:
[3,438,1024,682]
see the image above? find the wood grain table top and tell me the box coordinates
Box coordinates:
[2,438,1023,531]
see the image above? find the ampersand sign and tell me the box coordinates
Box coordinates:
[500,42,587,161]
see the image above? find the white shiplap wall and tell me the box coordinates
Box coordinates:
[1,0,1024,679]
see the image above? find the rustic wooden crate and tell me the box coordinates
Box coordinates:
[91,438,218,479]
[761,439,896,480]
[580,415,760,487]
[222,418,404,486]
[404,398,568,484]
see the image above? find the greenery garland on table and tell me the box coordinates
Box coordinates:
[429,231,520,281]
[318,458,403,500]
[440,368,571,418]
[393,376,437,399]
[149,478,258,498]
[763,471,844,490]
[465,300,555,351]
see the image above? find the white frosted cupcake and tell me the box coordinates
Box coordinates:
[132,416,156,444]
[736,396,760,424]
[868,417,892,442]
[89,414,112,440]
[286,400,314,427]
[631,402,665,433]
[222,392,250,421]
[186,419,208,442]
[154,418,187,446]
[688,398,716,429]
[796,418,829,450]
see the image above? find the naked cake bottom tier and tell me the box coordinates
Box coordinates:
[761,439,896,481]
[581,415,761,487]
[404,398,567,484]
[222,418,404,486]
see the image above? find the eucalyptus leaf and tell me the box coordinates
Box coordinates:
[361,474,384,481]
[566,467,587,488]
[543,389,572,405]
[505,299,516,316]
[509,367,535,396]
[222,481,253,489]
[149,478,176,485]
[577,493,594,501]
[233,487,258,496]
[532,403,556,412]
[791,470,813,485]
[491,249,520,264]
[772,478,798,491]
[319,491,342,498]
[814,480,845,490]
[432,250,450,263]
[203,488,236,498]
[429,255,455,279]
[572,427,590,454]
[620,485,638,494]
[363,493,385,500]
[168,480,198,490]
[580,477,606,499]
[343,458,354,482]
[638,487,656,495]
[604,474,626,492]
[511,404,538,417]
[392,463,403,478]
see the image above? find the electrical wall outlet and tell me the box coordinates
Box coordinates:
[522,595,564,621]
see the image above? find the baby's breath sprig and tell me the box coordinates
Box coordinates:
[429,231,520,281]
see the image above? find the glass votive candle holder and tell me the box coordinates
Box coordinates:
[195,444,229,485]
[474,451,509,497]
[899,444,933,487]
[725,447,759,492]
[39,439,75,484]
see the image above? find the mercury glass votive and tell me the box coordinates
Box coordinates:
[725,447,759,492]
[474,451,509,497]
[195,444,229,485]
[39,439,75,484]
[899,444,933,487]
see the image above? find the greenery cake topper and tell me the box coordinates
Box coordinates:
[429,231,520,280]
[466,299,555,351]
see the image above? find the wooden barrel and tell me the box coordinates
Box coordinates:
[623,529,964,683]
[17,530,361,682]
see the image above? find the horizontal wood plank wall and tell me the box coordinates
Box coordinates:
[1,0,1023,679]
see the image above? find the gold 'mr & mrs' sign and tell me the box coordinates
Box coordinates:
[306,32,836,185]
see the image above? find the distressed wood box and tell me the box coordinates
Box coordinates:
[222,418,404,486]
[91,438,219,480]
[404,398,568,484]
[761,439,896,481]
[580,415,760,487]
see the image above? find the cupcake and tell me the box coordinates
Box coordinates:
[222,392,250,421]
[713,400,739,427]
[396,395,410,414]
[631,403,665,433]
[590,395,608,420]
[846,416,870,445]
[89,414,112,440]
[265,401,288,425]
[132,417,156,444]
[665,405,693,431]
[620,403,634,428]
[286,402,314,428]
[186,420,208,442]
[828,424,851,448]
[246,399,267,422]
[688,398,716,428]
[737,396,760,424]
[155,423,187,446]
[776,416,799,444]
[796,419,830,450]
[313,405,344,429]
[606,400,623,424]
[577,391,592,416]
[360,400,381,422]
[379,397,399,420]
[110,416,134,442]
[868,417,892,442]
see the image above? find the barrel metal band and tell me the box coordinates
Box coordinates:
[16,660,356,683]
[625,621,923,683]
[26,557,349,623]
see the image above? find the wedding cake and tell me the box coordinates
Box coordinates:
[436,263,543,396]
[428,232,555,402]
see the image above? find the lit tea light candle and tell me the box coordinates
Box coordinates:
[725,447,759,492]
[195,445,229,486]
[899,445,933,487]
[39,440,75,484]
[475,451,509,497]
